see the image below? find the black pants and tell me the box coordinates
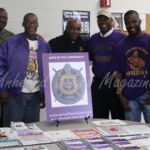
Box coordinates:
[0,105,3,127]
[92,76,125,119]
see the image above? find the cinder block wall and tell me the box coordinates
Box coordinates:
[1,0,149,42]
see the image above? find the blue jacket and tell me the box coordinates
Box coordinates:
[0,32,51,99]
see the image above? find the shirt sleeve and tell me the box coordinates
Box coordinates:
[109,43,122,73]
[88,38,93,61]
[0,40,9,92]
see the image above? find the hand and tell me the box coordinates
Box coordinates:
[40,98,46,108]
[143,90,150,105]
[119,96,132,112]
[36,34,44,40]
[0,91,8,105]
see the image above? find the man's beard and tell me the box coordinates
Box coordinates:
[128,26,141,36]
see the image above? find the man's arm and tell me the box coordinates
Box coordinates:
[36,34,44,40]
[40,98,46,108]
[40,42,52,109]
[0,91,8,105]
[87,38,94,66]
[0,40,9,104]
[143,90,150,105]
[114,72,132,112]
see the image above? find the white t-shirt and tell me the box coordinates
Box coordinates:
[22,39,40,93]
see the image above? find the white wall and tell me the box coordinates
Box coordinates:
[1,0,150,42]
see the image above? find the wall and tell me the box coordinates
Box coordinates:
[1,0,150,42]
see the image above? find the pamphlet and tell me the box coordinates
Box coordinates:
[13,145,48,150]
[0,128,21,147]
[44,130,79,142]
[71,128,102,138]
[92,120,127,126]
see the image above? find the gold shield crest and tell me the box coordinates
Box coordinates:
[59,75,78,95]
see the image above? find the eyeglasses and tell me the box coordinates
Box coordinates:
[24,21,38,26]
[0,16,8,20]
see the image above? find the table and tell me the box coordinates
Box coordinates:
[3,119,150,150]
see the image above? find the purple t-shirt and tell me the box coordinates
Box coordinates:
[88,30,127,78]
[109,33,150,101]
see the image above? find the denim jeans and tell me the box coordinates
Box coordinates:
[3,92,41,127]
[125,91,150,123]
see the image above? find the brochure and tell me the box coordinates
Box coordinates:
[0,128,21,147]
[70,128,102,138]
[44,130,79,142]
[92,120,127,126]
[13,145,48,150]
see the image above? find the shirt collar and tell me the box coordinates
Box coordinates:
[99,28,113,38]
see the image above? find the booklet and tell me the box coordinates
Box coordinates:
[11,122,28,130]
[44,130,79,142]
[121,125,150,134]
[129,137,150,147]
[97,126,129,135]
[0,128,21,147]
[115,142,141,150]
[18,130,52,146]
[11,122,51,145]
[24,123,43,132]
[70,128,102,138]
[82,137,108,147]
[11,122,42,132]
[62,139,87,148]
[13,145,49,150]
[92,120,127,126]
[89,145,113,150]
[58,140,90,150]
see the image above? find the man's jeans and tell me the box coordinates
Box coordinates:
[125,91,150,123]
[3,92,41,127]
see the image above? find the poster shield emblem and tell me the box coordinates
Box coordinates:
[59,75,78,95]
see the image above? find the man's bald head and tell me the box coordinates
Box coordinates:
[66,19,81,27]
[0,8,8,31]
[66,19,81,41]
[0,8,7,13]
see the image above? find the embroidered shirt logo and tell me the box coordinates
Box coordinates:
[0,39,4,46]
[79,47,83,52]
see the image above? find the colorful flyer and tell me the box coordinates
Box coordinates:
[111,13,123,30]
[84,21,89,33]
[63,10,90,39]
[42,53,93,122]
[70,128,102,138]
[97,126,129,135]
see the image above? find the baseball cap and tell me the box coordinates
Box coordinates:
[97,10,112,18]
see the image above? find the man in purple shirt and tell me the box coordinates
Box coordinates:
[0,13,51,127]
[0,8,14,127]
[88,10,126,119]
[109,10,150,123]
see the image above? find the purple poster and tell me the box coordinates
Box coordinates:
[42,52,93,122]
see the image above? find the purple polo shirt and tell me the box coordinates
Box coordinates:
[109,33,150,101]
[88,30,127,78]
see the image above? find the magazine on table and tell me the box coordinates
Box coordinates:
[0,128,21,148]
[44,130,79,142]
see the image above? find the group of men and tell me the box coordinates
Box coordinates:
[0,7,150,127]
